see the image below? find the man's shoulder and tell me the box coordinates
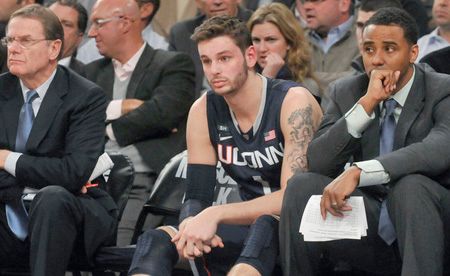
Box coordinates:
[0,72,19,99]
[170,14,205,36]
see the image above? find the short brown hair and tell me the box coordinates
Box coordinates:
[10,4,64,59]
[191,15,251,54]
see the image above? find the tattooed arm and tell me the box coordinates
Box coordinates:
[279,87,323,191]
[174,87,323,233]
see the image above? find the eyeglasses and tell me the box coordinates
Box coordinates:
[1,36,49,49]
[91,15,124,29]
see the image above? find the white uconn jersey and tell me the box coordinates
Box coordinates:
[206,76,301,201]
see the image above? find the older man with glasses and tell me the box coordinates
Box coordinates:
[0,4,116,275]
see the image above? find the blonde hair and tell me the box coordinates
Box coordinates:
[247,3,315,83]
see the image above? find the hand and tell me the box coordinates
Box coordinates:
[320,166,361,219]
[0,149,11,169]
[261,52,285,79]
[121,99,144,115]
[172,209,223,259]
[359,69,400,114]
[80,185,87,194]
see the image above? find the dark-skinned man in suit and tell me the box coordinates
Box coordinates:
[281,8,450,276]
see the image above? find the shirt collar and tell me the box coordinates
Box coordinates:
[19,68,57,101]
[112,42,146,81]
[58,56,72,67]
[309,16,354,51]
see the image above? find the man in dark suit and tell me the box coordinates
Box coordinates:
[169,0,252,97]
[85,0,195,245]
[49,0,88,76]
[280,8,450,276]
[0,5,116,275]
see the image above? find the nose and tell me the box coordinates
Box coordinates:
[371,50,385,67]
[259,41,268,53]
[210,60,222,75]
[6,40,22,53]
[87,24,97,38]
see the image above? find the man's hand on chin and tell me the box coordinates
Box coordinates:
[0,149,11,169]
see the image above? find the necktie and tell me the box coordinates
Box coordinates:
[6,90,38,240]
[378,98,397,245]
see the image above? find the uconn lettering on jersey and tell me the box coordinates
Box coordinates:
[217,142,284,169]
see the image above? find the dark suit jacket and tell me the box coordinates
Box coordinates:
[307,64,450,193]
[420,46,450,75]
[0,66,116,259]
[85,44,196,173]
[169,7,252,97]
[0,45,7,74]
[68,56,86,77]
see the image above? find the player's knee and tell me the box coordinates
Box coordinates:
[128,229,178,276]
[236,215,279,276]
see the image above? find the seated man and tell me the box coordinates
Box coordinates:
[128,15,322,276]
[0,5,116,275]
[85,0,195,246]
[48,0,88,76]
[280,8,450,276]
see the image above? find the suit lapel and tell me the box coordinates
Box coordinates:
[394,68,425,149]
[1,79,22,148]
[96,61,114,100]
[126,44,155,99]
[27,67,67,150]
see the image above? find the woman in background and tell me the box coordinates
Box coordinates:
[248,3,320,97]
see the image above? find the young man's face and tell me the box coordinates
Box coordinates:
[198,35,254,96]
[362,24,418,87]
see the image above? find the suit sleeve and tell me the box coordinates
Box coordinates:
[307,81,361,178]
[15,85,107,193]
[111,52,195,147]
[377,93,450,181]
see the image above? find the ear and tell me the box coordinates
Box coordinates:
[48,39,63,61]
[245,45,258,68]
[338,0,351,14]
[409,44,419,63]
[139,2,155,21]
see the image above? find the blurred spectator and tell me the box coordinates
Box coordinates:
[169,0,253,97]
[242,0,295,10]
[49,0,88,76]
[85,0,195,245]
[77,0,168,63]
[304,0,359,90]
[293,0,308,28]
[420,45,450,74]
[417,0,450,60]
[248,3,320,96]
[400,0,430,37]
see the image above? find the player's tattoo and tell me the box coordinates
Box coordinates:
[287,104,314,173]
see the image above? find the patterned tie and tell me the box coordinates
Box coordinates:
[6,90,38,240]
[378,98,397,245]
